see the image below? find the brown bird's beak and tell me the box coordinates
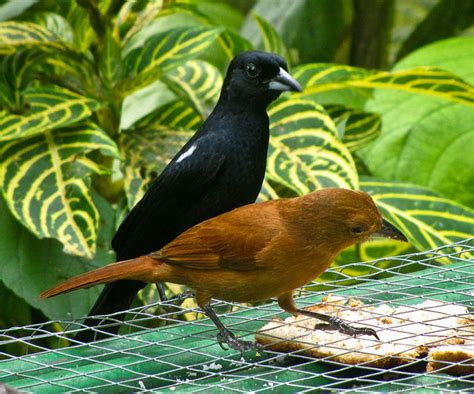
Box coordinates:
[268,67,302,92]
[372,219,408,242]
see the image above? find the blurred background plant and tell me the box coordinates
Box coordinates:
[0,0,472,350]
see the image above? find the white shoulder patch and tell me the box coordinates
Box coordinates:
[176,144,197,163]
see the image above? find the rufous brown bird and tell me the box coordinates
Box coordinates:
[41,188,408,351]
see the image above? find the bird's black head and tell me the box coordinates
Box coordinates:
[220,51,302,109]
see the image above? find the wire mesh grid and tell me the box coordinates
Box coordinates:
[1,238,473,392]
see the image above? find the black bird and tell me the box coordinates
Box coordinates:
[76,51,302,342]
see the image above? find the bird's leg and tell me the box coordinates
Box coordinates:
[155,282,168,302]
[155,283,194,307]
[277,292,379,340]
[295,308,379,340]
[202,303,259,352]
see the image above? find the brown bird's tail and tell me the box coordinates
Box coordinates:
[40,256,158,299]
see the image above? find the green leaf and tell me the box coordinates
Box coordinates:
[362,179,474,255]
[0,86,100,141]
[29,12,74,44]
[135,99,203,130]
[252,13,289,60]
[241,0,347,64]
[360,37,474,208]
[295,63,474,108]
[122,26,221,93]
[120,126,193,207]
[99,28,122,85]
[161,60,222,118]
[257,179,280,202]
[0,49,46,111]
[267,98,358,194]
[326,105,382,151]
[0,21,64,55]
[0,122,120,258]
[215,29,253,61]
[396,0,474,61]
[0,192,115,321]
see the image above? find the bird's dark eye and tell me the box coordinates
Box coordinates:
[246,63,261,78]
[351,226,365,234]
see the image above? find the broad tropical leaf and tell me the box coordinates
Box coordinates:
[362,179,474,256]
[326,105,382,151]
[360,37,474,208]
[295,64,474,107]
[29,12,74,44]
[120,126,193,207]
[122,26,221,93]
[253,13,289,61]
[267,98,358,194]
[161,60,222,118]
[217,30,253,60]
[0,86,100,141]
[0,122,120,258]
[0,193,115,321]
[0,21,64,55]
[135,99,203,130]
[0,50,46,111]
[258,179,280,201]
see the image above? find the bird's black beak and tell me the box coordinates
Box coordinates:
[268,67,302,92]
[372,219,408,242]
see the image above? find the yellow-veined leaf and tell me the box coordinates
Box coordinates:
[295,64,474,107]
[216,30,253,60]
[362,179,474,257]
[0,122,120,258]
[0,86,100,141]
[135,99,203,131]
[122,26,221,93]
[161,60,222,118]
[0,50,46,111]
[0,21,64,55]
[257,179,280,202]
[267,98,358,194]
[253,13,289,61]
[326,105,382,151]
[120,126,193,207]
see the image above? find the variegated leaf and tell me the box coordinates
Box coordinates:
[326,105,382,151]
[135,99,203,130]
[257,179,280,202]
[217,30,253,60]
[295,64,474,107]
[0,21,64,55]
[161,60,222,118]
[0,122,120,258]
[362,179,474,256]
[120,126,193,207]
[0,50,46,111]
[0,86,100,142]
[122,26,221,93]
[253,13,289,61]
[267,98,358,194]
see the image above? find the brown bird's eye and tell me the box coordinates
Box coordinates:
[351,226,365,234]
[246,63,261,78]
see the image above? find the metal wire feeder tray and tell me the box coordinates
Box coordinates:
[1,238,473,392]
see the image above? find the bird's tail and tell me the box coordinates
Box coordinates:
[40,256,158,299]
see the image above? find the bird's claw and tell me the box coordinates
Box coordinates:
[216,330,259,353]
[315,316,379,340]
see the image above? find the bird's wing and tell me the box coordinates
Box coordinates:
[154,201,281,271]
[112,135,226,254]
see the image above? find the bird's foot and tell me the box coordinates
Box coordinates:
[315,316,379,340]
[216,329,261,353]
